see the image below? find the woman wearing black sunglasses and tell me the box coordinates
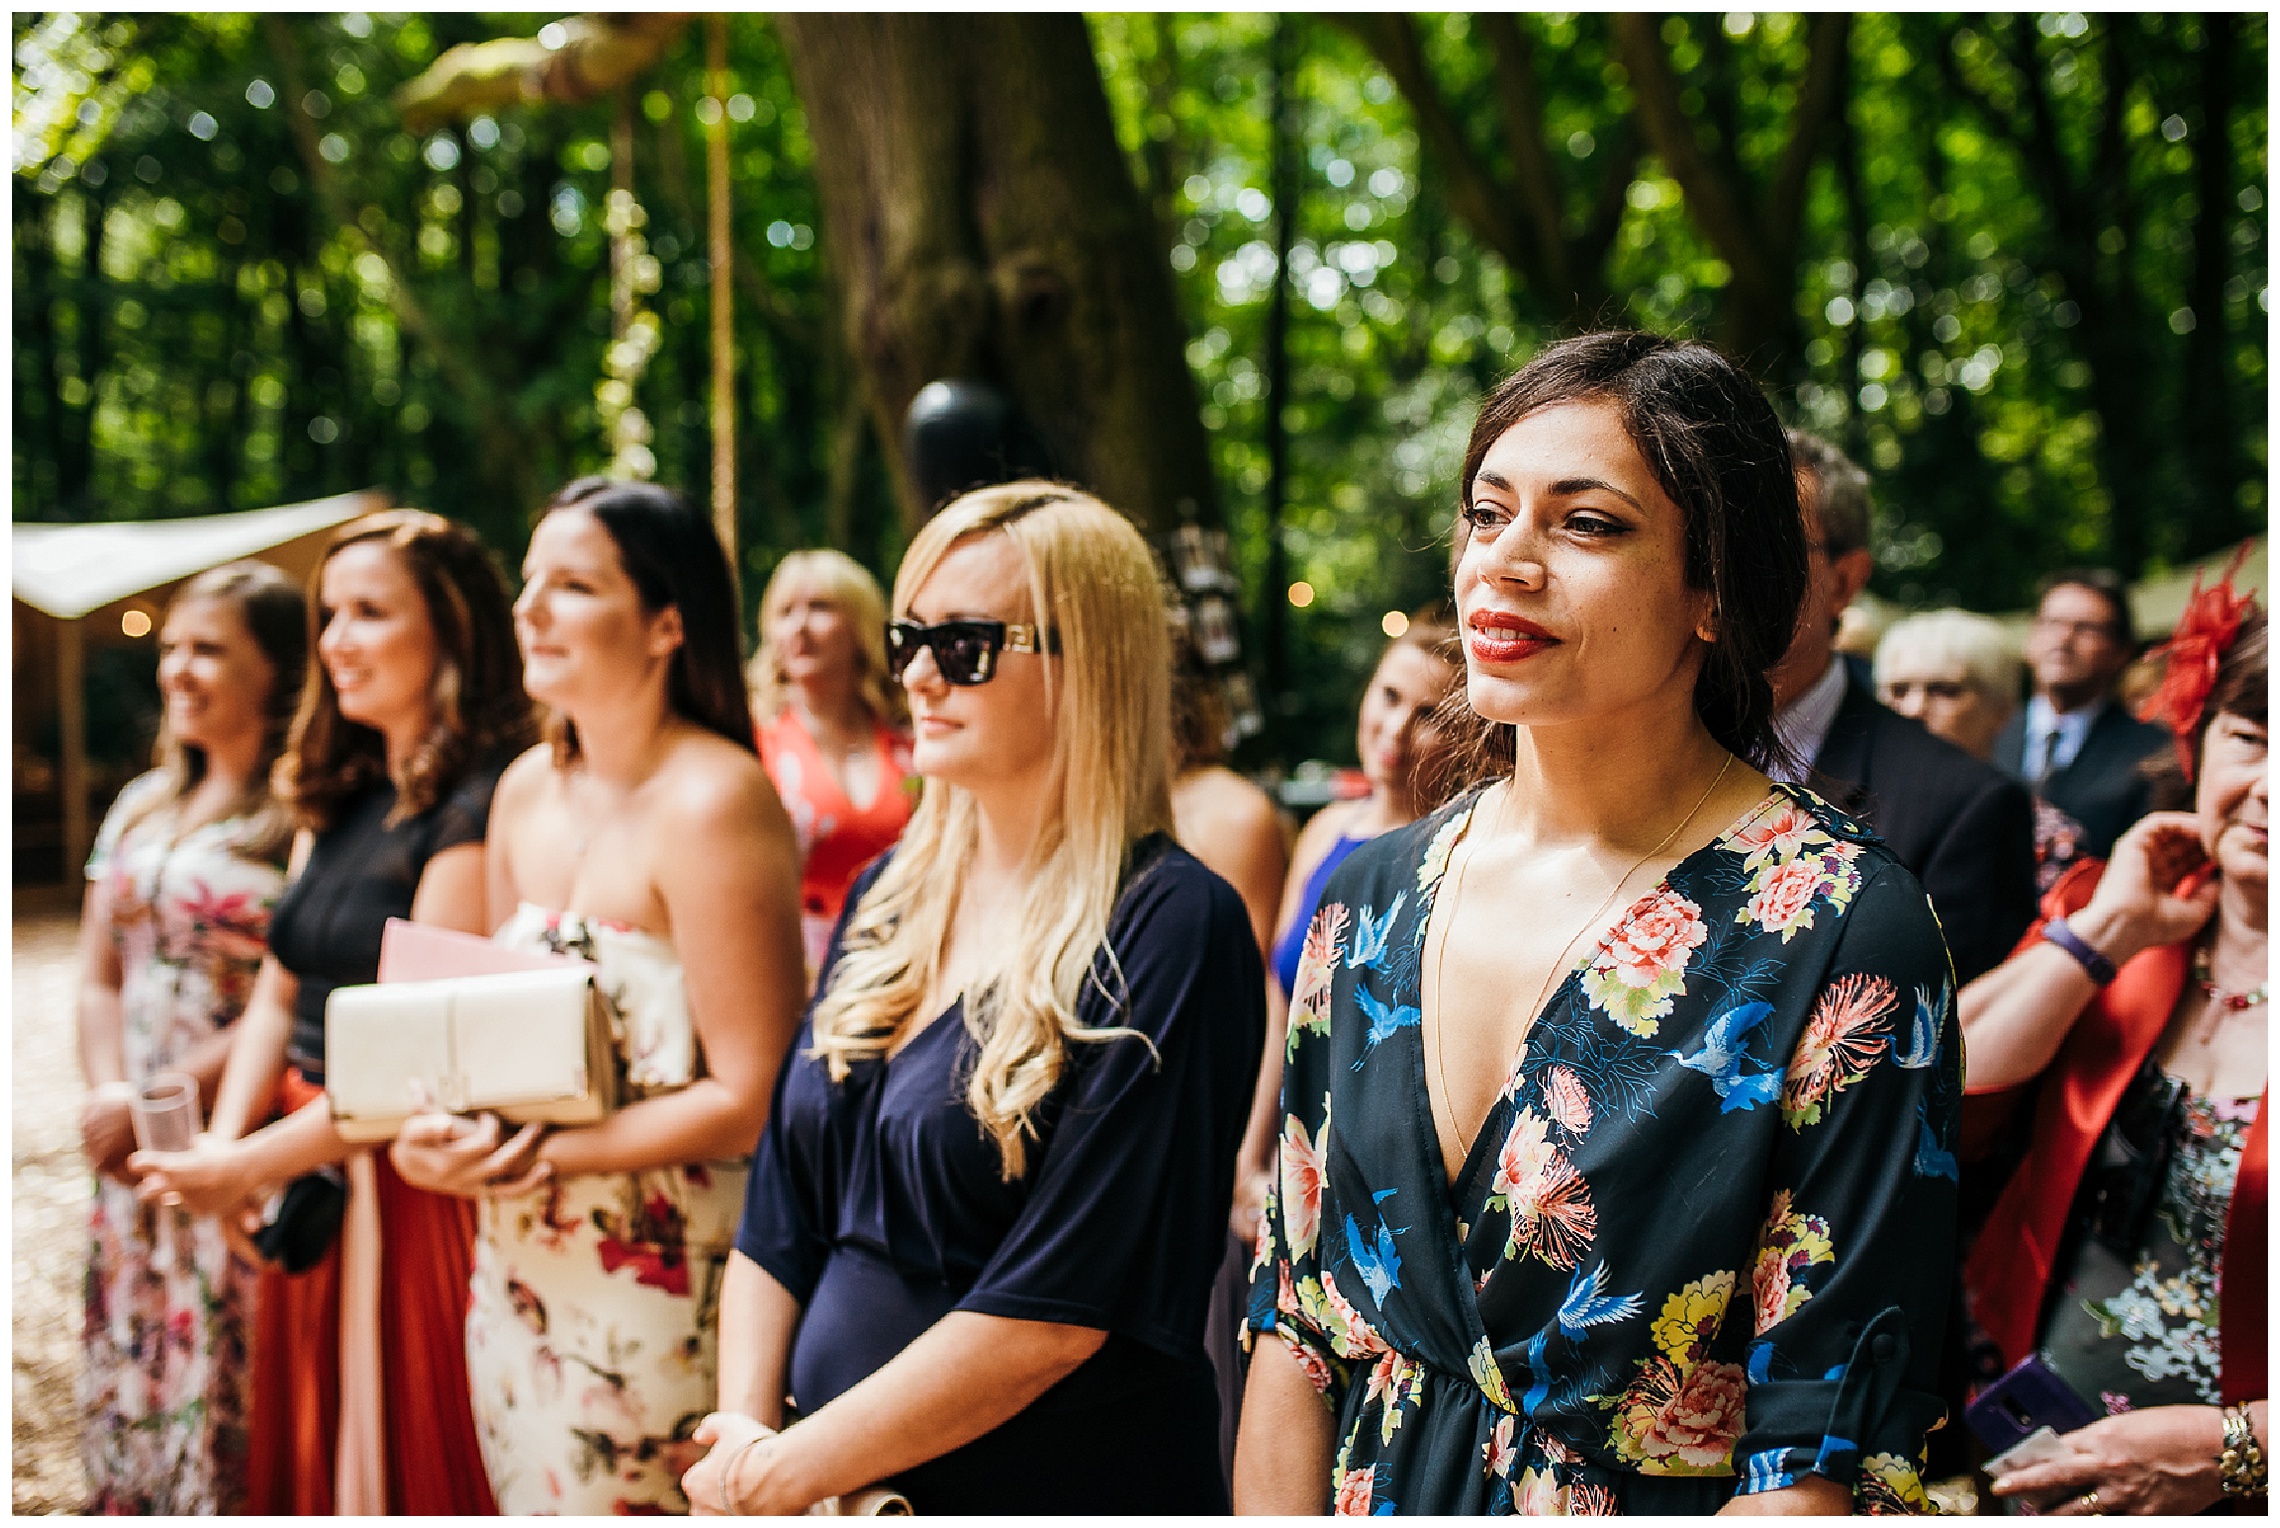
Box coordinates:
[684,481,1267,1514]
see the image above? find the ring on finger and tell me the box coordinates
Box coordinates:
[2078,1488,2103,1514]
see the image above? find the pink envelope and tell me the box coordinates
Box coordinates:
[374,917,589,983]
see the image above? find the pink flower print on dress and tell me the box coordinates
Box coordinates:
[1541,1065,1593,1136]
[1782,974,1895,1128]
[1750,1190,1835,1334]
[1334,1462,1376,1516]
[1483,1413,1518,1478]
[1321,1267,1386,1360]
[1570,1482,1620,1514]
[173,881,274,965]
[1514,1465,1568,1513]
[1614,1355,1749,1473]
[1740,843,1865,943]
[1725,798,1828,869]
[1280,1107,1329,1259]
[1288,902,1350,1051]
[1492,1107,1598,1270]
[1580,888,1709,1037]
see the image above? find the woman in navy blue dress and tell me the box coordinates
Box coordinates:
[681,483,1266,1514]
[1236,333,1962,1514]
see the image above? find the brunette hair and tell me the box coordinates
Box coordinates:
[118,561,308,864]
[1168,615,1232,772]
[537,477,757,763]
[1427,331,1807,800]
[2145,606,2266,812]
[277,510,535,831]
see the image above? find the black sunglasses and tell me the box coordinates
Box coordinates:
[885,618,1061,686]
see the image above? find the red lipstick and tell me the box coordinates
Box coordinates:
[1466,610,1557,665]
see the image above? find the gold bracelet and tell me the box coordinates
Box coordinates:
[721,1433,772,1512]
[2220,1405,2267,1498]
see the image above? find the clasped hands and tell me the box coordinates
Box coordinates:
[682,1410,783,1516]
[388,1083,554,1200]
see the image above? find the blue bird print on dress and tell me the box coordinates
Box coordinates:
[1352,983,1422,1069]
[1895,984,1946,1069]
[1668,1000,1782,1112]
[1347,894,1406,972]
[1520,1262,1645,1415]
[1913,1100,1958,1180]
[1346,1201,1404,1305]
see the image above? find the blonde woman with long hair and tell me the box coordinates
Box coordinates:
[749,549,915,976]
[682,484,1266,1513]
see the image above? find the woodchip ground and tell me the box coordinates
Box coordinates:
[13,910,88,1514]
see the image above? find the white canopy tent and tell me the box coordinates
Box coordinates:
[12,492,384,884]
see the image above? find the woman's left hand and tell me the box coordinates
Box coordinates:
[1989,1405,2226,1516]
[682,1411,779,1515]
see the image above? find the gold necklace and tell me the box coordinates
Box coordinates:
[1427,752,1736,1160]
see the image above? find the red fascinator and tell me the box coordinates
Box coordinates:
[2136,539,2259,782]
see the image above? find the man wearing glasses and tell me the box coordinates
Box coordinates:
[1766,431,2038,986]
[1992,569,2170,858]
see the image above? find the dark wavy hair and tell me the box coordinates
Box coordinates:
[537,478,757,762]
[1425,331,1808,802]
[117,560,308,864]
[277,510,536,831]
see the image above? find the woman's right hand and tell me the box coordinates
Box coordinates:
[2077,811,2222,961]
[131,1132,256,1216]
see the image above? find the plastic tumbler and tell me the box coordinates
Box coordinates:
[130,1071,201,1154]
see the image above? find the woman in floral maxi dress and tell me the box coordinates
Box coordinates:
[389,480,805,1512]
[1236,333,1962,1514]
[78,563,305,1512]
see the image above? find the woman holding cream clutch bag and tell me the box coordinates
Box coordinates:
[388,478,806,1514]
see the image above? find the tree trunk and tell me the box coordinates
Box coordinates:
[775,14,1220,534]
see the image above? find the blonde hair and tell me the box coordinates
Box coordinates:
[748,549,903,728]
[809,483,1174,1178]
[1874,608,2022,716]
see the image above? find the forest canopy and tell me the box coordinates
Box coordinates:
[12,11,2267,767]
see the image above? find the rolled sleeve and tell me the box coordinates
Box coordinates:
[1731,865,1960,1510]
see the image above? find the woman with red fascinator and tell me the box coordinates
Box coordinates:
[1960,551,2267,1515]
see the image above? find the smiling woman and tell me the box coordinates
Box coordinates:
[748,550,913,980]
[130,511,535,1515]
[77,561,304,1513]
[1237,332,1963,1516]
[389,477,806,1514]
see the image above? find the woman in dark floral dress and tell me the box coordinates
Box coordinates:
[78,563,304,1512]
[1237,333,1962,1515]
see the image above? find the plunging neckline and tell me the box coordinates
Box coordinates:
[1416,785,1789,1196]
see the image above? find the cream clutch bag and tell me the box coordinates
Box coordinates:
[325,966,620,1143]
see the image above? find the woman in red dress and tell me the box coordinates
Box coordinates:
[749,550,914,981]
[134,512,534,1514]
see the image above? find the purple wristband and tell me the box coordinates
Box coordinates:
[2041,916,2118,985]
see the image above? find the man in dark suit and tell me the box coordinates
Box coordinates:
[1991,570,2169,857]
[1772,434,2039,984]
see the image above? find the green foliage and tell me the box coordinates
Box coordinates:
[12,11,896,596]
[14,11,2268,773]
